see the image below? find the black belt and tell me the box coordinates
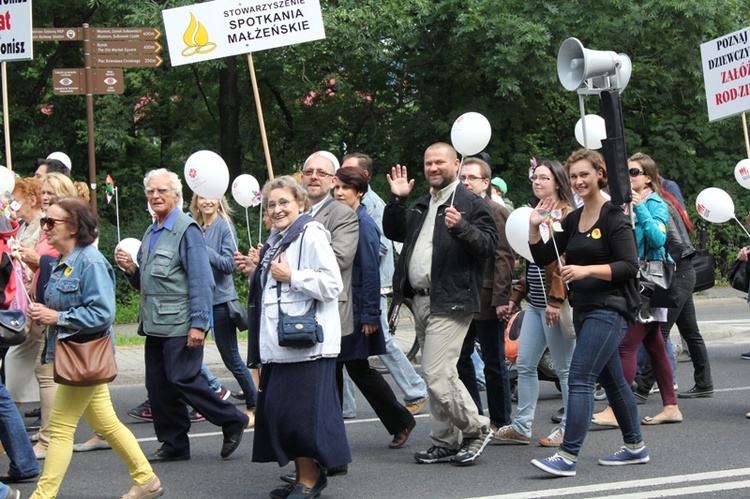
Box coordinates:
[413,288,430,297]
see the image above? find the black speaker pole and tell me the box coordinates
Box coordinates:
[599,90,631,207]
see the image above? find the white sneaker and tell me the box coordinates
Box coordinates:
[538,426,564,447]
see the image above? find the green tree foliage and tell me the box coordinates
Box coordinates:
[2,0,749,314]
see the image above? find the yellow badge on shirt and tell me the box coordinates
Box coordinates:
[591,228,602,239]
[64,267,73,276]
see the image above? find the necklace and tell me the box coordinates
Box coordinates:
[580,206,599,235]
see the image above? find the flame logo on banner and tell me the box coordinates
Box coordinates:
[182,13,217,56]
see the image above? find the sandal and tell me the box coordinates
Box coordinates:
[641,413,683,425]
[591,416,619,428]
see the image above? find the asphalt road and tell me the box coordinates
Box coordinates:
[5,294,750,498]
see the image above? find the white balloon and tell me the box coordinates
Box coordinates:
[46,151,72,170]
[115,238,142,270]
[574,114,607,150]
[451,112,492,156]
[695,187,735,223]
[735,159,750,189]
[0,166,15,196]
[231,174,261,208]
[505,206,535,262]
[184,150,229,199]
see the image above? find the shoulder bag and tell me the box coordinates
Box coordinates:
[728,258,749,292]
[0,310,27,348]
[275,228,324,348]
[227,299,248,332]
[53,330,118,386]
[639,258,678,308]
[692,248,715,292]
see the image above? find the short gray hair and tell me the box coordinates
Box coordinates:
[261,176,310,212]
[143,168,182,197]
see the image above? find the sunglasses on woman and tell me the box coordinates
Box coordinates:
[628,168,645,177]
[40,217,68,230]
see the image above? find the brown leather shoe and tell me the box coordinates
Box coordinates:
[405,398,428,415]
[389,419,416,449]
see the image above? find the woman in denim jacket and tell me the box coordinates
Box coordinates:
[28,198,162,499]
[593,153,682,427]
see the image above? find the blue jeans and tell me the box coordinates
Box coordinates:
[471,349,486,387]
[0,380,40,480]
[561,308,643,457]
[513,305,575,437]
[199,364,221,392]
[343,296,428,414]
[213,303,257,410]
[342,369,356,417]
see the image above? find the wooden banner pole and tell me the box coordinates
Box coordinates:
[2,62,12,170]
[247,53,274,180]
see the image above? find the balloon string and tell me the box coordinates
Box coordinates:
[734,216,750,240]
[219,198,238,252]
[259,204,264,241]
[245,207,252,248]
[449,155,465,206]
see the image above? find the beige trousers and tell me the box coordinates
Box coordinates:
[411,295,489,449]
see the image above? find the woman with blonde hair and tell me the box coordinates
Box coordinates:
[189,194,257,425]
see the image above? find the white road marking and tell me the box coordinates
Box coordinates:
[470,467,750,499]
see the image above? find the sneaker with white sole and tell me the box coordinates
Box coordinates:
[414,445,458,464]
[538,426,564,447]
[598,446,650,466]
[531,453,577,477]
[454,427,492,466]
[491,425,530,445]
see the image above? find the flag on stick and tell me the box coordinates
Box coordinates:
[105,175,115,204]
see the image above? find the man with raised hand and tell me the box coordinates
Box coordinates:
[383,143,499,466]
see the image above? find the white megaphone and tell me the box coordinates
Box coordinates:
[557,37,632,93]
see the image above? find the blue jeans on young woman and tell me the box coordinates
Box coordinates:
[0,380,40,480]
[561,308,643,458]
[512,305,575,437]
[213,302,257,410]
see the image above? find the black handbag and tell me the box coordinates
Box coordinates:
[691,248,715,292]
[728,258,749,292]
[639,258,678,308]
[276,284,323,348]
[227,299,248,332]
[0,310,28,348]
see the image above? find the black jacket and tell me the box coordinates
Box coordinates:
[383,183,499,314]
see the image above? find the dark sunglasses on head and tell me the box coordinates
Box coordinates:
[40,217,68,230]
[628,168,645,178]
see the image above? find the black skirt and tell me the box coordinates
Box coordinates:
[252,358,351,469]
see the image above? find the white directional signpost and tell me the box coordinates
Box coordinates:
[0,0,33,170]
[33,25,163,211]
[162,0,326,179]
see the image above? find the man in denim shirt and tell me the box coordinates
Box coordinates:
[116,169,248,463]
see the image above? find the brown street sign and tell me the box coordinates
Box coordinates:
[91,69,124,94]
[92,55,163,68]
[91,28,161,41]
[52,69,84,95]
[33,28,83,42]
[89,41,163,55]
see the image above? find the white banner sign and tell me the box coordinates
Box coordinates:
[700,25,750,122]
[0,0,33,62]
[162,0,325,67]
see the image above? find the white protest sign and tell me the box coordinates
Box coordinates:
[0,1,33,62]
[162,0,325,66]
[700,25,750,122]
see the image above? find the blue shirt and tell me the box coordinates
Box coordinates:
[202,217,239,305]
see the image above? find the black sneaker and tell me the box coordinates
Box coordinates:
[742,351,750,360]
[414,445,458,464]
[633,390,649,405]
[551,407,564,424]
[454,427,492,466]
[24,407,41,418]
[230,390,247,402]
[678,386,714,399]
[127,400,153,422]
